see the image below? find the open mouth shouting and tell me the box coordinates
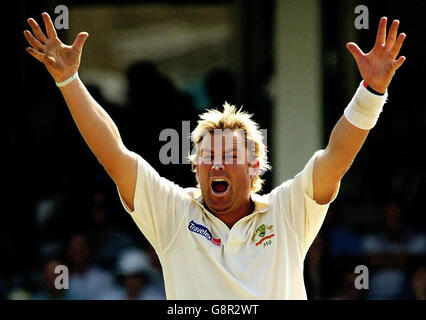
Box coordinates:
[210,177,230,196]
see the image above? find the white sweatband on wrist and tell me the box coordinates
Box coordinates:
[343,81,388,130]
[55,72,79,87]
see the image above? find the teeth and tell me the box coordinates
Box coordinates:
[212,178,227,183]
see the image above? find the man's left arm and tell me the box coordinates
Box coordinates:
[313,17,406,204]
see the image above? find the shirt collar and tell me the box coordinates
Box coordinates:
[186,188,269,215]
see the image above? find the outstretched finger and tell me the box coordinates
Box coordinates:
[42,12,58,39]
[346,42,364,63]
[375,17,387,47]
[390,33,406,59]
[26,47,56,66]
[27,18,48,44]
[26,47,46,64]
[72,32,89,53]
[394,56,406,70]
[23,30,45,52]
[385,20,400,50]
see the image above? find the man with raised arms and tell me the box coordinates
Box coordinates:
[24,13,406,299]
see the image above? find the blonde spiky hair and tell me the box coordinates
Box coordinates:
[189,102,271,193]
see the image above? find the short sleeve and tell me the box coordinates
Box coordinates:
[270,150,340,256]
[116,154,191,253]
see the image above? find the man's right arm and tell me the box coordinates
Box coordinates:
[24,12,137,211]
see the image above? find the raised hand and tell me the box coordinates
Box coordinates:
[346,17,406,94]
[24,12,89,83]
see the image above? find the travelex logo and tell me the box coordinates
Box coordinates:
[188,220,221,246]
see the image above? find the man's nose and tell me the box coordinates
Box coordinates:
[212,161,225,171]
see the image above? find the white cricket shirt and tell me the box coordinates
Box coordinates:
[117,149,339,299]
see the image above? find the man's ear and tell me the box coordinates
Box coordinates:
[248,160,260,178]
[195,164,199,181]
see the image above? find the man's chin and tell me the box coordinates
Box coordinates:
[205,192,233,214]
[209,203,231,214]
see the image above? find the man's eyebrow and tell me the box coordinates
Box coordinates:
[225,147,240,154]
[202,142,244,153]
[226,142,245,152]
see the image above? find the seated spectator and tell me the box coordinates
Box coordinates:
[330,269,367,300]
[86,190,135,269]
[410,265,426,300]
[324,202,363,257]
[145,243,166,299]
[100,248,165,300]
[66,232,116,299]
[32,257,76,300]
[362,201,425,299]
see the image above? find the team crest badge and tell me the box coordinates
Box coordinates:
[251,224,275,247]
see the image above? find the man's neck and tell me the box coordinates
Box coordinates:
[210,198,255,229]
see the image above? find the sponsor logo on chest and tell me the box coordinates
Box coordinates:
[188,220,221,246]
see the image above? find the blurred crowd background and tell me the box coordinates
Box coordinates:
[4,0,425,300]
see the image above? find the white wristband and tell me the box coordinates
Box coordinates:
[343,81,388,130]
[55,72,79,87]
